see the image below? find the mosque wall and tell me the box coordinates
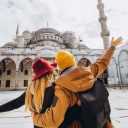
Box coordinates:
[0,27,128,89]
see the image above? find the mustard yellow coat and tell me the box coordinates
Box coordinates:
[32,47,115,128]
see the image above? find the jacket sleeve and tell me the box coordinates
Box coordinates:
[89,46,115,78]
[33,86,70,128]
[0,92,25,112]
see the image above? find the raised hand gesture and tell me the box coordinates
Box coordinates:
[111,37,123,48]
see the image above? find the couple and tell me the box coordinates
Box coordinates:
[0,37,123,128]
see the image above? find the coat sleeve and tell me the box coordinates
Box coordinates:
[89,46,115,78]
[0,92,25,112]
[33,86,70,128]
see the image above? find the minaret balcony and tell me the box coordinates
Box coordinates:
[99,16,107,22]
[97,3,104,9]
[100,30,110,37]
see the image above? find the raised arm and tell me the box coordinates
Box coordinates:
[90,37,123,78]
[0,91,25,112]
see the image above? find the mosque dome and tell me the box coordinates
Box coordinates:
[28,27,63,46]
[35,27,60,35]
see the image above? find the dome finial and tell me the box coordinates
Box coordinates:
[47,21,49,27]
[16,23,19,37]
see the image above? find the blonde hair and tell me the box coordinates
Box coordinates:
[25,71,53,113]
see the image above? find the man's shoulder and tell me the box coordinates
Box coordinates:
[55,84,68,91]
[55,84,72,97]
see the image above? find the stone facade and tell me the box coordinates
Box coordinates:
[0,26,127,90]
[0,27,107,90]
[0,0,127,89]
[108,43,128,87]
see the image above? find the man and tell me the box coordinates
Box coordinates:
[32,37,123,128]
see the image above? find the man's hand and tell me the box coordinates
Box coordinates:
[111,37,123,48]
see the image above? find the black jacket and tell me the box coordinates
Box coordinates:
[0,91,25,112]
[0,86,80,128]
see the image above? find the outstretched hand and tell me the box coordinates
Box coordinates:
[111,37,123,48]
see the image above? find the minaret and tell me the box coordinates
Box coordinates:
[16,23,19,38]
[97,0,110,49]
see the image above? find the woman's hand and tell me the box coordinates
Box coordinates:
[111,37,123,48]
[77,99,81,106]
[31,111,36,119]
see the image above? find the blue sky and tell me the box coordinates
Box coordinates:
[0,0,128,49]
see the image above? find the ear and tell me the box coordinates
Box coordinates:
[47,72,53,80]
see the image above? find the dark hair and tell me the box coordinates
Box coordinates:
[38,71,53,79]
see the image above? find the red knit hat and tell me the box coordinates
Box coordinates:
[32,58,57,81]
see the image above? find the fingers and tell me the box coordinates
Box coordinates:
[111,37,114,42]
[112,37,123,43]
[115,37,123,45]
[115,37,123,43]
[111,36,123,48]
[112,37,123,44]
[119,41,123,45]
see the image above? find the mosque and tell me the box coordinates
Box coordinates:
[0,0,128,90]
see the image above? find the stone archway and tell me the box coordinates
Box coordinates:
[0,58,16,88]
[118,50,128,85]
[107,57,119,85]
[18,58,33,88]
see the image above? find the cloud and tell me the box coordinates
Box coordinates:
[0,0,128,49]
[84,21,100,38]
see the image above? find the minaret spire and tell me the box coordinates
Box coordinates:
[16,23,19,37]
[47,21,49,27]
[97,0,110,49]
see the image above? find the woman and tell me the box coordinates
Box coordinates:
[25,58,56,113]
[0,57,82,128]
[0,58,57,128]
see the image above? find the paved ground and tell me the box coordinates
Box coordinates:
[0,89,128,128]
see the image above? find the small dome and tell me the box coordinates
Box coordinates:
[39,45,54,50]
[35,27,60,35]
[78,43,89,49]
[23,30,30,33]
[4,42,17,48]
[72,50,87,55]
[22,30,32,40]
[37,50,56,58]
[89,51,103,56]
[23,49,36,55]
[5,50,20,55]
